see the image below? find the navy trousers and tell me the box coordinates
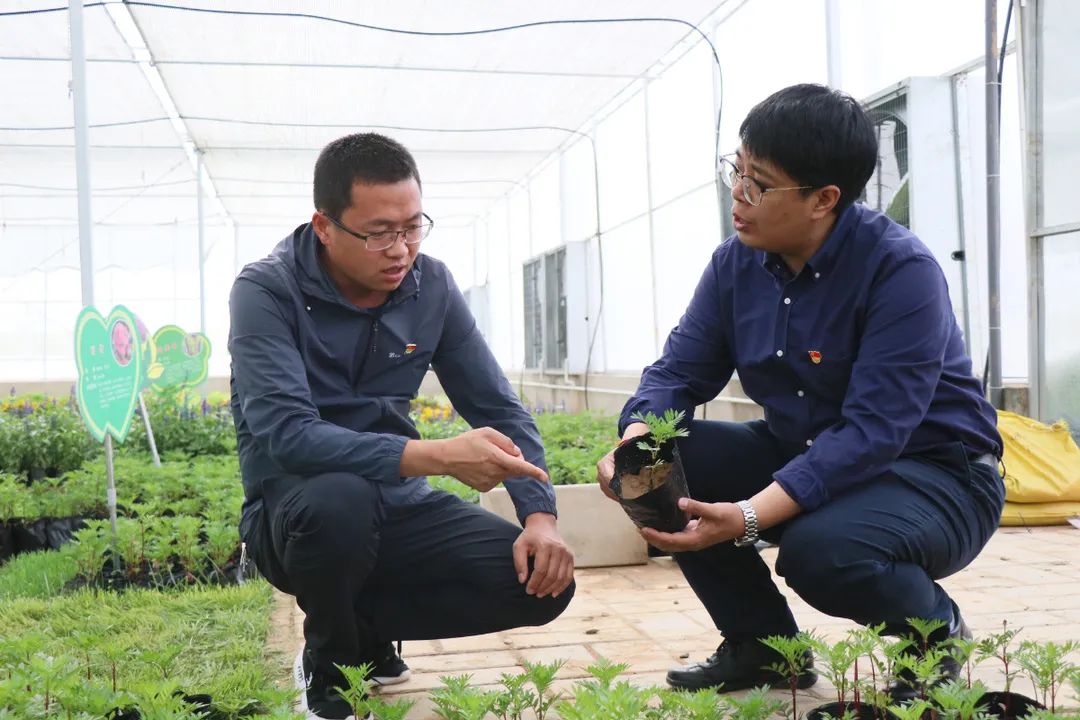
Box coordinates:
[241,475,574,675]
[673,419,1005,640]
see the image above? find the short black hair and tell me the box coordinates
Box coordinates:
[738,84,877,212]
[313,133,421,219]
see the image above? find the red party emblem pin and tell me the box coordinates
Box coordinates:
[404,343,417,355]
[808,350,822,364]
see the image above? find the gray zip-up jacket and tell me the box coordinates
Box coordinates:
[228,223,556,524]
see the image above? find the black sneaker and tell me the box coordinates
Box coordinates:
[666,638,817,692]
[887,611,972,702]
[369,641,410,686]
[294,648,371,720]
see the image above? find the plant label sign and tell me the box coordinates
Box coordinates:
[74,305,145,443]
[150,325,212,390]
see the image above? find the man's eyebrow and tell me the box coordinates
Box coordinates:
[734,149,778,183]
[364,212,423,228]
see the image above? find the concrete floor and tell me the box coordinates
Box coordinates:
[269,526,1080,718]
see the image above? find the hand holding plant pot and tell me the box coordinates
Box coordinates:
[609,409,691,533]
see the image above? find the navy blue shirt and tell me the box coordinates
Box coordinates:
[620,203,1002,511]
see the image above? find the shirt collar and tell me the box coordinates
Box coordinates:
[756,202,861,280]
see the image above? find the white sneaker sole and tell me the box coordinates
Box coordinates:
[371,668,411,686]
[294,650,372,720]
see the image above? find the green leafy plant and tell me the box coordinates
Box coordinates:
[333,662,374,720]
[810,634,861,709]
[928,678,992,720]
[630,409,690,467]
[491,671,537,720]
[363,694,416,720]
[522,659,565,720]
[726,686,789,720]
[761,633,815,720]
[977,621,1025,705]
[1017,639,1078,713]
[430,673,498,720]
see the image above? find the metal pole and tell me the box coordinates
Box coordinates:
[197,150,207,336]
[138,393,161,467]
[642,81,661,358]
[69,0,94,308]
[103,434,119,573]
[825,0,843,88]
[986,0,1004,409]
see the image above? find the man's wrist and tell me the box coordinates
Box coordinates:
[401,438,447,478]
[732,500,759,546]
[524,511,557,529]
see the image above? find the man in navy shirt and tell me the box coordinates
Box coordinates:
[596,84,1004,697]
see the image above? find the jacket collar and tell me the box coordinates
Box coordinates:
[287,222,422,311]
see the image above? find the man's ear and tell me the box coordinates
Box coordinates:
[311,212,331,246]
[810,185,841,219]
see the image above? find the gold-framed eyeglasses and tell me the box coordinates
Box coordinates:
[718,155,814,207]
[321,212,434,252]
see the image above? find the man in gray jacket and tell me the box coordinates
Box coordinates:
[230,133,575,720]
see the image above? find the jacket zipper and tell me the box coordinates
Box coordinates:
[353,309,383,388]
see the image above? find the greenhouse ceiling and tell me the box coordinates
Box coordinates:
[0,0,733,231]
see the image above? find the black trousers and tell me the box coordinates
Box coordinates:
[673,420,1005,640]
[241,474,575,674]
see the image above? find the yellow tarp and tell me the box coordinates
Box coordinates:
[997,410,1080,526]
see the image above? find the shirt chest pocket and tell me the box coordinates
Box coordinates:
[801,351,854,400]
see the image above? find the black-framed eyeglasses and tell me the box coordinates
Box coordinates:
[718,155,813,207]
[321,212,434,252]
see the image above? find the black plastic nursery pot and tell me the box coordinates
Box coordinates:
[2,515,92,559]
[978,691,1046,720]
[804,701,891,720]
[0,520,14,562]
[611,432,691,533]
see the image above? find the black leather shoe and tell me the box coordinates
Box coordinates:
[888,611,971,702]
[667,638,817,692]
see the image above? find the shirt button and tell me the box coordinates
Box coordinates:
[776,350,784,358]
[814,272,821,279]
[806,439,814,447]
[797,390,805,397]
[784,297,791,305]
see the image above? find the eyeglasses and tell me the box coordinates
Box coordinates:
[718,155,814,207]
[321,212,434,252]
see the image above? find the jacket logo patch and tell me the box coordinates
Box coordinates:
[404,343,417,355]
[808,350,822,364]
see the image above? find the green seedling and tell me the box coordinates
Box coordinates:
[522,659,565,720]
[333,662,374,720]
[762,633,815,720]
[630,410,690,467]
[929,678,991,720]
[1017,639,1078,713]
[726,685,789,720]
[977,620,1025,717]
[491,671,536,720]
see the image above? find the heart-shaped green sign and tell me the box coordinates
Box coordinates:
[150,325,212,390]
[74,305,145,444]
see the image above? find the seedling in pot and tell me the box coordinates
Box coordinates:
[977,621,1024,716]
[613,410,692,531]
[929,678,991,720]
[631,409,690,468]
[809,635,860,708]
